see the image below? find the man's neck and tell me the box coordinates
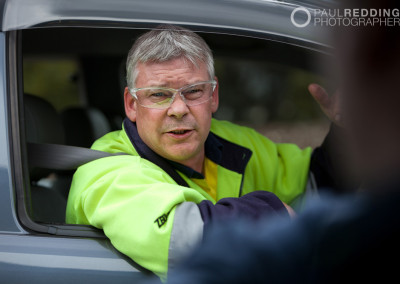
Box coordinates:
[176,149,205,174]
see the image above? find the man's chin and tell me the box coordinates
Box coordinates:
[162,147,199,163]
[165,153,196,162]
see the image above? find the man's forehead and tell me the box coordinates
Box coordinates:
[136,58,209,87]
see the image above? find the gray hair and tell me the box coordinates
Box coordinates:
[126,25,214,89]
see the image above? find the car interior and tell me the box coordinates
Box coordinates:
[20,27,332,226]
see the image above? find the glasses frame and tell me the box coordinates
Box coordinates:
[129,80,217,109]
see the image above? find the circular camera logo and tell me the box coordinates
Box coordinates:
[291,7,311,28]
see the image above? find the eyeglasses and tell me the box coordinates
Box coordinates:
[129,80,217,109]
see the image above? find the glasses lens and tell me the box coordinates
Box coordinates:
[182,83,215,106]
[136,89,174,109]
[133,82,216,109]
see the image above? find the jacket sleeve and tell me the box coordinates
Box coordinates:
[310,124,355,193]
[66,155,206,279]
[198,191,290,231]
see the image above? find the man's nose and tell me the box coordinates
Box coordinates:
[167,93,189,119]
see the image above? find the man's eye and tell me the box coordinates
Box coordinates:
[150,92,168,97]
[184,89,202,95]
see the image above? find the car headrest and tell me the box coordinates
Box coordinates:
[24,94,65,144]
[24,94,66,181]
[61,107,111,148]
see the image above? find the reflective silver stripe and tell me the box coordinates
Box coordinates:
[168,202,204,272]
[292,171,320,210]
[305,171,319,199]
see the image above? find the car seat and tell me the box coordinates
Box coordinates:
[61,107,111,148]
[24,94,67,223]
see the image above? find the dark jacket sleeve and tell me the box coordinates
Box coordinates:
[310,124,355,193]
[197,191,289,230]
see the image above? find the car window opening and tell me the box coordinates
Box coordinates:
[21,27,330,226]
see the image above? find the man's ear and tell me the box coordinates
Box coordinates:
[124,87,137,122]
[211,77,219,113]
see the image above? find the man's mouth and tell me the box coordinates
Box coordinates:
[169,129,191,134]
[165,129,194,139]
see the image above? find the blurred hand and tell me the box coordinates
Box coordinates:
[308,83,344,127]
[283,202,296,218]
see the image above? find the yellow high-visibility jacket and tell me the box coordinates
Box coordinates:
[66,118,311,278]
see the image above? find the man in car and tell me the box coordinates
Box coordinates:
[66,25,341,278]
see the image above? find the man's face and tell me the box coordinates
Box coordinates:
[124,57,219,167]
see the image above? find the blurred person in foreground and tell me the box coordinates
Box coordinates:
[164,0,400,283]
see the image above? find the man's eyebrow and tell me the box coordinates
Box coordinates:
[143,80,206,88]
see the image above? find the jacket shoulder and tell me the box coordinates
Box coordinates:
[210,118,275,150]
[91,128,138,156]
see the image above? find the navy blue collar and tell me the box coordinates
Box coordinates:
[123,118,252,184]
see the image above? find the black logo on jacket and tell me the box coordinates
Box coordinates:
[154,210,172,228]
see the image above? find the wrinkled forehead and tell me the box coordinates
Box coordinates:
[135,57,210,88]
